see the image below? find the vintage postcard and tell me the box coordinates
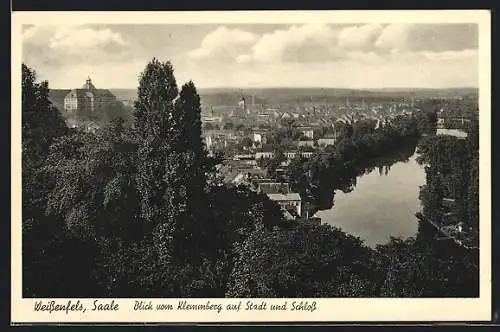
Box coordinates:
[11,10,491,324]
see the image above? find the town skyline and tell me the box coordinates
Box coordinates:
[22,23,479,90]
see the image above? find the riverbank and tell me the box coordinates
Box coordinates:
[317,152,425,247]
[313,128,472,247]
[289,117,422,216]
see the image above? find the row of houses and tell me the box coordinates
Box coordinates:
[233,150,315,162]
[203,129,336,157]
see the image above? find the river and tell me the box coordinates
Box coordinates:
[316,152,426,248]
[315,128,468,247]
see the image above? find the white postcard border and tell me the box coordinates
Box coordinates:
[11,10,492,324]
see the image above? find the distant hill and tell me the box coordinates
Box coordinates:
[49,87,478,112]
[200,91,267,108]
[199,87,478,105]
[109,89,137,105]
[110,88,269,107]
[200,87,379,105]
[360,87,479,98]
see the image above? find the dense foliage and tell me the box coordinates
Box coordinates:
[286,115,425,210]
[227,223,379,297]
[416,117,479,231]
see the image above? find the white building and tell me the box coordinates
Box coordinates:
[255,151,275,159]
[202,116,223,123]
[298,140,315,148]
[437,128,468,139]
[204,136,213,149]
[267,193,302,217]
[300,152,313,158]
[317,138,336,147]
[299,127,314,139]
[234,154,257,166]
[253,132,267,145]
[64,77,117,113]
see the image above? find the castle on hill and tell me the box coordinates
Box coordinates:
[64,77,118,113]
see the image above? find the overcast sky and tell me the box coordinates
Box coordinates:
[22,23,478,89]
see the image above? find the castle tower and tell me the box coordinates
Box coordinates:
[83,77,96,90]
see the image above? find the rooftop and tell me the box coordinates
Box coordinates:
[267,193,301,201]
[259,182,290,194]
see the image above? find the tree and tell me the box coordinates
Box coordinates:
[45,119,140,240]
[467,154,479,230]
[352,119,377,139]
[414,109,438,135]
[173,81,217,259]
[133,59,212,267]
[235,123,246,132]
[133,59,178,138]
[36,59,218,297]
[21,64,103,297]
[100,101,134,125]
[287,156,309,195]
[375,237,479,297]
[22,64,68,172]
[336,121,353,140]
[240,137,254,149]
[416,135,473,225]
[466,115,479,230]
[226,223,377,297]
[176,81,208,174]
[40,118,143,296]
[133,59,181,264]
[466,115,479,154]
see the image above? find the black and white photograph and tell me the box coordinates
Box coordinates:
[12,10,491,323]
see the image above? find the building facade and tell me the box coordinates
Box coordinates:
[299,127,314,139]
[64,77,118,113]
[255,151,275,159]
[267,193,302,217]
[317,137,337,147]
